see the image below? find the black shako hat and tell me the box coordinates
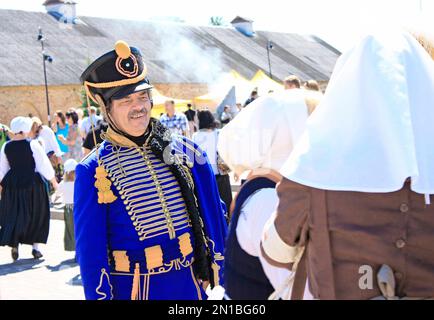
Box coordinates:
[80,40,153,105]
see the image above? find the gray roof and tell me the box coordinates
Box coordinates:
[230,16,253,24]
[0,9,340,87]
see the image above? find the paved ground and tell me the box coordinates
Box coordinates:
[0,219,84,300]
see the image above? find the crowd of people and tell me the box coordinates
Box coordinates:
[1,27,434,301]
[0,106,105,260]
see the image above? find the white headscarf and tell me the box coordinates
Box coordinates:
[217,89,311,175]
[10,116,32,134]
[280,30,434,200]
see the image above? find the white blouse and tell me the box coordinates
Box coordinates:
[0,139,55,182]
[57,181,75,205]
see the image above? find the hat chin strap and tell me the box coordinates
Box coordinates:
[94,94,124,135]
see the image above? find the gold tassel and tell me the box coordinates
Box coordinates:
[94,165,117,204]
[131,263,140,300]
[211,263,220,287]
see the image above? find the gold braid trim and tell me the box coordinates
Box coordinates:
[102,127,139,148]
[82,86,117,204]
[207,238,224,287]
[131,263,140,300]
[96,268,114,300]
[84,70,146,89]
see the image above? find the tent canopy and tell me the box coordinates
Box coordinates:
[193,70,254,109]
[151,88,191,118]
[249,70,284,95]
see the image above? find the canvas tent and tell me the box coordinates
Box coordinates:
[151,88,191,118]
[249,70,284,95]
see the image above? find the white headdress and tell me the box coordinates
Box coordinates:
[280,30,434,201]
[10,116,32,134]
[217,89,311,175]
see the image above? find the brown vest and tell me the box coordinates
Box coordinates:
[274,178,434,299]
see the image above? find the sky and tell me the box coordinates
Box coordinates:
[1,0,433,51]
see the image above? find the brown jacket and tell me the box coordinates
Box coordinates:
[262,178,434,299]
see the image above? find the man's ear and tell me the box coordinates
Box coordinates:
[95,94,108,114]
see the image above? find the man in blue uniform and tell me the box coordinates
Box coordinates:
[74,41,227,300]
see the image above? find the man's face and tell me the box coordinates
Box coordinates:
[110,90,152,137]
[164,101,175,115]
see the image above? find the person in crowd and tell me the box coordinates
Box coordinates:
[218,84,320,300]
[0,123,12,149]
[160,100,189,136]
[82,119,108,156]
[75,108,85,138]
[243,90,258,107]
[58,110,82,161]
[220,106,233,126]
[0,117,58,261]
[262,30,434,300]
[52,110,69,157]
[55,159,77,254]
[75,40,227,300]
[193,110,232,214]
[284,75,301,90]
[304,79,322,92]
[30,117,63,184]
[184,103,198,137]
[79,106,102,139]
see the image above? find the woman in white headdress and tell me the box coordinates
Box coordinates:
[217,87,320,300]
[0,117,58,261]
[261,29,434,299]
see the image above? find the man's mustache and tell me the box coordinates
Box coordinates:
[128,108,147,117]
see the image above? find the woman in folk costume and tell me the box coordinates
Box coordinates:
[261,29,434,300]
[74,41,227,300]
[217,88,320,299]
[0,117,57,260]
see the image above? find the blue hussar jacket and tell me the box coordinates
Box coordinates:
[74,124,227,300]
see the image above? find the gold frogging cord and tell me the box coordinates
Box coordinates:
[84,85,117,204]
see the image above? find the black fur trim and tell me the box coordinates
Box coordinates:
[146,119,211,281]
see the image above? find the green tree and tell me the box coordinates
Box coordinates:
[79,86,99,117]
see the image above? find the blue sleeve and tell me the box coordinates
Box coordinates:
[74,160,113,300]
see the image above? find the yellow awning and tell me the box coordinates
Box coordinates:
[193,70,254,109]
[249,70,284,94]
[151,88,191,118]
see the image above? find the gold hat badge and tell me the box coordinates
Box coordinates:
[115,40,139,78]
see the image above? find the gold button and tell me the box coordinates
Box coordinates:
[395,239,406,249]
[400,203,409,213]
